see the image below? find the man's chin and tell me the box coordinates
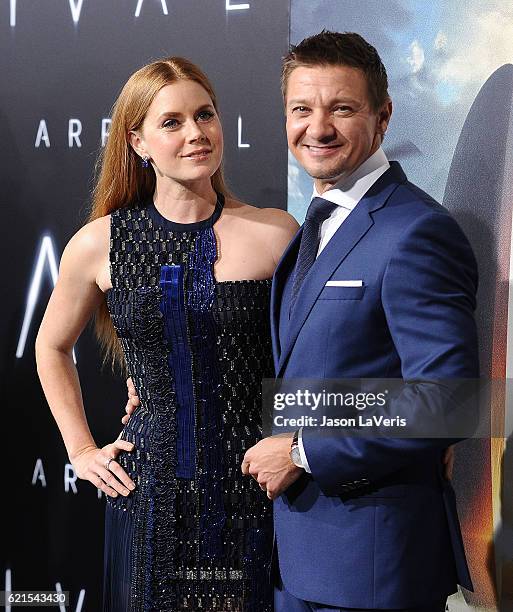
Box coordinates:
[306,167,347,182]
[310,171,344,181]
[299,160,347,182]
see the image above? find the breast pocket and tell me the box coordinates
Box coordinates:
[318,284,366,300]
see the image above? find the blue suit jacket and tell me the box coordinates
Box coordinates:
[271,162,478,609]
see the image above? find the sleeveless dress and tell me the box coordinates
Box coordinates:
[102,195,274,611]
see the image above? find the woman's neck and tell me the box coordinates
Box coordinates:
[153,178,217,224]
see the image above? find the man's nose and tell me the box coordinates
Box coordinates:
[306,111,335,141]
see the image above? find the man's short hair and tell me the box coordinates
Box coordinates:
[281,30,389,112]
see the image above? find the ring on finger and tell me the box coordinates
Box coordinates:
[105,457,115,471]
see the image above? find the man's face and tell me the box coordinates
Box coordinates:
[285,65,391,192]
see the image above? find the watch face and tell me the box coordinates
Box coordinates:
[290,446,302,467]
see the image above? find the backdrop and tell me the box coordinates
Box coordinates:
[289,2,513,610]
[1,1,288,610]
[2,1,512,610]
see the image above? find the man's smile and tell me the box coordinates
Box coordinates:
[302,144,343,157]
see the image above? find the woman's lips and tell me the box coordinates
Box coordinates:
[183,149,212,160]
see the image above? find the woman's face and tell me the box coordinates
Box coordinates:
[131,80,223,188]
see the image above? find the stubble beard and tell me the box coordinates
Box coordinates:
[299,152,348,183]
[306,162,347,182]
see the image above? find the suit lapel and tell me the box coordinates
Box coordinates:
[271,227,302,371]
[276,162,406,377]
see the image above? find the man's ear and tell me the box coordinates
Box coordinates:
[377,99,393,136]
[128,130,145,158]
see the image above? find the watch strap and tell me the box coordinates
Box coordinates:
[291,429,299,448]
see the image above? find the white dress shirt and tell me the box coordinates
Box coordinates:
[296,148,390,473]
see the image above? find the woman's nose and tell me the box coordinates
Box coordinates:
[186,119,207,142]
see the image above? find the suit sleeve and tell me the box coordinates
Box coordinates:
[301,210,479,494]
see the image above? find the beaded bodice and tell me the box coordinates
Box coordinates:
[104,197,274,611]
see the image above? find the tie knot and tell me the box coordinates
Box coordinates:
[306,197,338,223]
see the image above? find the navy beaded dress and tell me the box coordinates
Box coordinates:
[103,194,274,611]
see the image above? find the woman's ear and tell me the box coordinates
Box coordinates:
[128,130,146,158]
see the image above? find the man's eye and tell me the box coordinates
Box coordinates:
[197,110,215,121]
[292,106,309,113]
[335,106,352,113]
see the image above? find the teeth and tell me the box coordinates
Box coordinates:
[308,146,337,151]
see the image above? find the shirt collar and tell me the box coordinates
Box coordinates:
[311,147,390,211]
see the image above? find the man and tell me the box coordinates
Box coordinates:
[240,31,478,612]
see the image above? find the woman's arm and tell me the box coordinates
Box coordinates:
[35,217,135,498]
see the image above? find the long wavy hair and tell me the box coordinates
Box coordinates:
[89,57,230,369]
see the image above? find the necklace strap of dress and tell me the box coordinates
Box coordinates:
[210,192,224,227]
[147,192,225,232]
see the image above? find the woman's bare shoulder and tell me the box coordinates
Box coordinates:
[63,215,111,265]
[224,198,299,266]
[224,198,299,232]
[256,206,299,232]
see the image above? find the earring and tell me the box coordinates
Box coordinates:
[141,155,149,168]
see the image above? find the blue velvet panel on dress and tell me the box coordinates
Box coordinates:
[160,264,196,479]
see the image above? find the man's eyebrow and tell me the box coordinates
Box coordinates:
[287,97,360,107]
[287,99,311,106]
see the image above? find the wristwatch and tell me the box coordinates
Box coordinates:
[289,430,303,468]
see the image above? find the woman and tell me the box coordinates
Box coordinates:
[35,57,298,611]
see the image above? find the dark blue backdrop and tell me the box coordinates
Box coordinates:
[1,2,289,609]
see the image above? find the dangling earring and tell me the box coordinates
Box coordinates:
[141,155,149,168]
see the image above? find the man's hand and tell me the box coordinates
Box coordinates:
[71,440,136,497]
[443,445,455,480]
[241,433,303,500]
[121,377,140,425]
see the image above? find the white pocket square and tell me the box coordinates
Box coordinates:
[325,280,363,287]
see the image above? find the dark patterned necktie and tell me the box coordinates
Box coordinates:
[290,196,338,310]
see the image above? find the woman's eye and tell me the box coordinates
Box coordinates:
[162,118,179,128]
[197,110,215,121]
